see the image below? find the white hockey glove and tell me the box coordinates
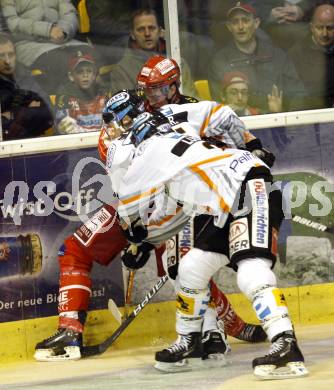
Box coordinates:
[58,116,78,134]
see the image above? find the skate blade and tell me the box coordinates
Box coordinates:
[154,357,204,373]
[203,353,227,368]
[254,361,309,380]
[34,346,81,362]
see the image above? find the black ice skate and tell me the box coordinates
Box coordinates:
[202,330,228,367]
[235,323,267,343]
[154,332,203,372]
[252,331,309,379]
[34,328,82,362]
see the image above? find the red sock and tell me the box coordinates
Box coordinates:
[210,280,246,337]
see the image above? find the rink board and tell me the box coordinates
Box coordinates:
[1,282,334,364]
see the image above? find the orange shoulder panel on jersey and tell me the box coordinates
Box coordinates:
[199,104,225,138]
[188,154,233,213]
[98,126,109,162]
[243,130,257,144]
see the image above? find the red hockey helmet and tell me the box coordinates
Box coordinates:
[137,55,181,108]
[137,55,180,89]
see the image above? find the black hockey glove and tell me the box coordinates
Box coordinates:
[122,218,148,244]
[121,242,155,270]
[252,147,276,168]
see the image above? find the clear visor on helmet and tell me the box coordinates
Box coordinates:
[102,105,133,125]
[140,84,170,108]
[143,84,169,97]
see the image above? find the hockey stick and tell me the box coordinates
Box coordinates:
[81,274,168,358]
[124,269,136,318]
[108,269,136,324]
[291,214,334,234]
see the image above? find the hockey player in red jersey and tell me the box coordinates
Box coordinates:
[34,91,147,362]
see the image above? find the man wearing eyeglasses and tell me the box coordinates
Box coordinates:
[220,70,283,115]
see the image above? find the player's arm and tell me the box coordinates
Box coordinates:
[198,103,275,167]
[146,203,189,246]
[117,184,164,228]
[120,196,189,269]
[244,139,275,168]
[166,100,253,147]
[98,125,112,162]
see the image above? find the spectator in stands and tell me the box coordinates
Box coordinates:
[288,2,334,109]
[220,70,283,115]
[207,0,260,49]
[0,33,53,141]
[0,6,8,32]
[109,8,196,97]
[168,0,215,79]
[256,0,313,50]
[208,2,306,112]
[220,69,290,156]
[55,50,109,134]
[71,0,133,65]
[1,0,91,93]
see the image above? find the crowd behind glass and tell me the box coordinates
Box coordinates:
[0,0,333,141]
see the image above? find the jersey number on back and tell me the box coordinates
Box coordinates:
[171,135,215,157]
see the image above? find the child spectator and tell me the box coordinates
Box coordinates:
[55,51,108,134]
[221,70,283,115]
[221,70,289,153]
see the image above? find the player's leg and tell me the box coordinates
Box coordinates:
[162,240,230,357]
[155,248,228,372]
[231,173,308,379]
[237,258,307,379]
[34,206,127,361]
[210,279,267,342]
[193,214,267,343]
[34,236,93,362]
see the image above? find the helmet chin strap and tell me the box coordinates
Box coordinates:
[167,82,181,104]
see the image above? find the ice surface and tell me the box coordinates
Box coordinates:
[1,323,334,390]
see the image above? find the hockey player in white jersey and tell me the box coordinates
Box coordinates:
[114,112,308,380]
[136,56,272,346]
[100,88,272,344]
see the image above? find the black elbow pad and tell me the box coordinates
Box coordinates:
[245,138,263,152]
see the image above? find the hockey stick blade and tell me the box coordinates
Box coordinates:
[108,270,136,323]
[108,299,123,324]
[81,275,168,357]
[291,214,334,234]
